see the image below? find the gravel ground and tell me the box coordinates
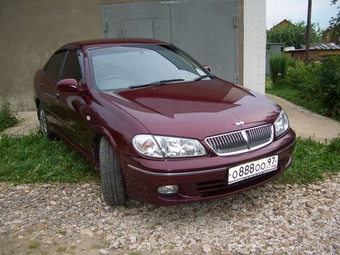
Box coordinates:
[1,174,339,255]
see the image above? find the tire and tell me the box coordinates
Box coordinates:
[99,136,127,206]
[38,104,55,140]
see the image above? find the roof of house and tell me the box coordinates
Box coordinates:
[284,43,340,52]
[270,19,295,30]
[305,43,340,50]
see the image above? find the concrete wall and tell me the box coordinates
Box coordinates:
[0,0,266,112]
[243,0,266,94]
[0,0,105,111]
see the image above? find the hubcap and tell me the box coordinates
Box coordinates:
[39,108,48,135]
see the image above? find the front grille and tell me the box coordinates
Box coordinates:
[205,124,273,156]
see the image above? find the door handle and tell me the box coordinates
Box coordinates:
[55,93,60,99]
[39,83,43,88]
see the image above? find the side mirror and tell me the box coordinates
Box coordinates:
[203,65,211,72]
[57,78,79,92]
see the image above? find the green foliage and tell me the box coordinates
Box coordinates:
[327,0,340,41]
[0,99,19,132]
[269,54,288,87]
[28,242,41,249]
[0,132,100,184]
[267,21,321,48]
[327,137,340,154]
[275,137,340,185]
[318,55,340,117]
[282,60,321,91]
[57,247,67,253]
[267,56,340,120]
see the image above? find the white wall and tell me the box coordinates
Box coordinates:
[243,0,266,94]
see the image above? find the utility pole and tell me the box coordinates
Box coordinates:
[305,0,312,62]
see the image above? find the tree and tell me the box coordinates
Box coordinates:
[267,21,321,49]
[326,0,340,42]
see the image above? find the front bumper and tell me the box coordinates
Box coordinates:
[121,129,296,205]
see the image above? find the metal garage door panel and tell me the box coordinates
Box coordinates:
[170,0,237,82]
[108,18,170,41]
[120,19,153,38]
[102,2,170,40]
[101,0,237,82]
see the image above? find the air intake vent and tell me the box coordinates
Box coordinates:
[205,124,273,156]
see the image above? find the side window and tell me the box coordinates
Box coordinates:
[45,51,67,79]
[62,51,82,82]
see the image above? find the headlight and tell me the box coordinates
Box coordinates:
[274,109,290,137]
[132,135,163,158]
[133,135,206,158]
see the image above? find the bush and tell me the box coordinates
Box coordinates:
[269,54,288,87]
[266,55,340,121]
[0,99,19,132]
[283,60,320,91]
[317,55,340,117]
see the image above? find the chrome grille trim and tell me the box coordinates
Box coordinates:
[205,124,274,156]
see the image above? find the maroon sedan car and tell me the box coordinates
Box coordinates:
[33,38,295,206]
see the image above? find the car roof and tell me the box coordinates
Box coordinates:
[59,38,168,51]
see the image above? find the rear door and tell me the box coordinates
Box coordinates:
[39,50,68,126]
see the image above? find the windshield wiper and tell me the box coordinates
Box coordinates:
[129,79,185,89]
[192,75,210,82]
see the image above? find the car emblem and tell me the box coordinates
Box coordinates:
[241,130,251,149]
[235,120,245,126]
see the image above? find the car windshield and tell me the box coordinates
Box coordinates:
[89,44,211,90]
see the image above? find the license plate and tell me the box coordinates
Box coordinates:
[228,155,278,184]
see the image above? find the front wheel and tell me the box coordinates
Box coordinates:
[38,104,55,140]
[99,136,127,206]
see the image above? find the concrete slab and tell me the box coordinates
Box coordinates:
[266,94,340,143]
[0,111,39,137]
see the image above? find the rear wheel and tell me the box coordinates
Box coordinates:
[38,104,55,140]
[99,136,127,206]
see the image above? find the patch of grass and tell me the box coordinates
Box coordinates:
[275,137,340,185]
[57,247,67,253]
[0,132,100,184]
[266,69,340,121]
[59,231,67,236]
[28,242,41,249]
[0,131,338,187]
[27,228,34,235]
[266,85,329,119]
[0,100,19,132]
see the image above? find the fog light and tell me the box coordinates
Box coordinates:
[157,185,178,195]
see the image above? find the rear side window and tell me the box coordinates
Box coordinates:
[62,51,82,82]
[45,51,67,79]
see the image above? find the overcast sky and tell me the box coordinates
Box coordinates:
[266,0,339,30]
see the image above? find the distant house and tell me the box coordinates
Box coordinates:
[284,43,340,61]
[270,19,295,30]
[322,27,340,44]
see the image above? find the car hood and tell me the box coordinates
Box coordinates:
[99,79,282,139]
